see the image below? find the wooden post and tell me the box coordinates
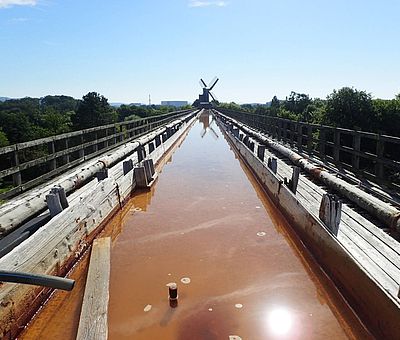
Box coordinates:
[77,237,111,340]
[48,141,56,171]
[257,145,266,161]
[297,123,303,152]
[267,157,278,174]
[352,133,361,172]
[319,194,342,236]
[155,135,161,147]
[96,168,108,181]
[137,146,146,163]
[307,125,313,154]
[93,132,98,153]
[148,142,155,154]
[50,186,69,209]
[79,135,85,159]
[375,137,385,181]
[12,148,22,187]
[64,139,70,164]
[46,192,63,217]
[319,127,326,161]
[284,166,300,194]
[123,160,133,176]
[134,167,148,188]
[333,129,340,164]
[143,159,154,181]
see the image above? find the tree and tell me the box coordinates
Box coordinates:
[0,128,9,147]
[325,87,375,130]
[73,92,117,129]
[283,91,311,117]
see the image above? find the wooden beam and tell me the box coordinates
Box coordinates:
[76,237,111,340]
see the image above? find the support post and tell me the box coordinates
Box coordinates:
[134,167,148,188]
[96,168,108,181]
[284,166,300,194]
[143,159,154,181]
[137,146,146,163]
[123,159,134,176]
[319,194,342,236]
[148,142,155,154]
[50,186,68,209]
[155,135,161,147]
[46,193,63,217]
[12,149,22,187]
[48,141,56,171]
[267,157,277,174]
[257,145,266,161]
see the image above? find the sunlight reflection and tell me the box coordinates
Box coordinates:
[267,307,293,336]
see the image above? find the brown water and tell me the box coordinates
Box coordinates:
[20,113,368,339]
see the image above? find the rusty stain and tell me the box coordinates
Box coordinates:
[20,114,367,340]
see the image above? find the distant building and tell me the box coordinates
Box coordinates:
[161,101,188,107]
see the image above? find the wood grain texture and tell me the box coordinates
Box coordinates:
[76,237,111,340]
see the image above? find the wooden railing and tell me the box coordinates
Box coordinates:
[217,108,400,190]
[0,109,194,199]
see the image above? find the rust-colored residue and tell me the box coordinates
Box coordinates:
[20,113,368,339]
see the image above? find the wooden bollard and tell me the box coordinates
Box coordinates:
[137,146,146,162]
[319,193,342,235]
[134,167,148,188]
[96,168,108,181]
[143,159,154,182]
[123,159,134,176]
[267,157,278,174]
[148,142,155,154]
[46,193,63,217]
[249,141,255,152]
[155,135,161,147]
[257,145,266,161]
[284,166,300,194]
[50,186,69,209]
[162,132,168,143]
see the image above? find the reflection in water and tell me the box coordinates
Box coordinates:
[267,307,293,337]
[199,111,218,140]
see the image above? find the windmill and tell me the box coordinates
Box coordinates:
[194,77,219,108]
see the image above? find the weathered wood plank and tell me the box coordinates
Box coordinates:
[76,237,111,340]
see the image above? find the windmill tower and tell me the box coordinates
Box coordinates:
[195,77,219,108]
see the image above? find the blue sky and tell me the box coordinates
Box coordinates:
[0,0,399,104]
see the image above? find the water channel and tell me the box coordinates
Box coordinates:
[20,112,367,339]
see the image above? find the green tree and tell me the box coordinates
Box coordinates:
[0,128,9,147]
[283,92,311,117]
[73,92,117,129]
[325,87,375,130]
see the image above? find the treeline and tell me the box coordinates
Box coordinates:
[0,92,191,146]
[218,87,400,137]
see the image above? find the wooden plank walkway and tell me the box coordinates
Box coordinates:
[248,134,400,302]
[76,237,111,340]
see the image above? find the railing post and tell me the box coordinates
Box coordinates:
[352,133,361,172]
[48,140,56,171]
[297,123,303,152]
[319,127,326,161]
[93,132,98,152]
[307,125,313,154]
[64,138,70,164]
[375,136,385,181]
[333,129,340,164]
[12,148,22,187]
[79,135,85,159]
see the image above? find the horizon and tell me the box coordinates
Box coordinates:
[1,0,399,103]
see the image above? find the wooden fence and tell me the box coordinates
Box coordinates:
[217,108,400,190]
[0,109,194,199]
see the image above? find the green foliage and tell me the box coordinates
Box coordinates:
[283,92,311,117]
[372,98,400,136]
[73,92,117,129]
[325,87,375,130]
[0,128,9,147]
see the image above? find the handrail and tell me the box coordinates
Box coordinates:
[218,108,400,190]
[0,109,194,199]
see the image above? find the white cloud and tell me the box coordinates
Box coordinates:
[0,0,37,9]
[189,1,228,8]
